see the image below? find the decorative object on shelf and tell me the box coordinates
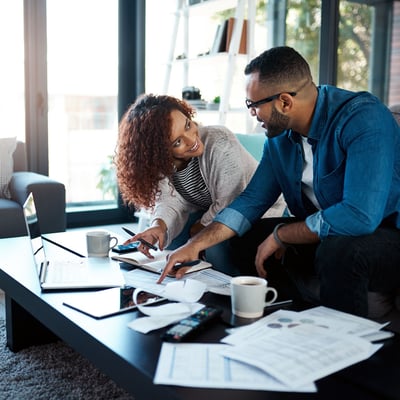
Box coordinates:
[206,96,221,110]
[182,86,202,100]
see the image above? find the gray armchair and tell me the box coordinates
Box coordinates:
[0,141,66,238]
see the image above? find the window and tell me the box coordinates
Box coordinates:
[46,0,119,211]
[0,0,24,140]
[283,0,394,102]
[286,0,321,83]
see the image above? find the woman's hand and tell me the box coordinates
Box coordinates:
[124,225,166,258]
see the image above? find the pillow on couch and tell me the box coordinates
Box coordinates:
[0,137,17,199]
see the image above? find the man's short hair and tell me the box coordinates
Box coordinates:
[245,46,312,87]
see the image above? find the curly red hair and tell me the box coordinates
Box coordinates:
[115,94,196,209]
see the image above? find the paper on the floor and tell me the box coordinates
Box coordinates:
[154,343,317,392]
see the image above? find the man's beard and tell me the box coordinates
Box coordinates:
[264,105,290,138]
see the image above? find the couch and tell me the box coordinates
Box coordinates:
[0,139,66,238]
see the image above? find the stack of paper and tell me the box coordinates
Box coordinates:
[123,267,232,296]
[154,306,390,392]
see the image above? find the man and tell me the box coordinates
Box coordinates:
[159,46,400,318]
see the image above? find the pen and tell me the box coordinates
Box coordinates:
[266,299,293,308]
[172,259,201,270]
[158,259,201,274]
[122,227,158,251]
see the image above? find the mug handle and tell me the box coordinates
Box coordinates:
[109,236,118,250]
[264,287,278,306]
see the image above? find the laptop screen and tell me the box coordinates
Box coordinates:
[22,192,45,260]
[22,192,41,239]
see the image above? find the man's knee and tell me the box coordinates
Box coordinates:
[315,236,363,280]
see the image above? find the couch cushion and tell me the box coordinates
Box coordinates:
[235,133,265,162]
[0,198,27,238]
[0,137,17,199]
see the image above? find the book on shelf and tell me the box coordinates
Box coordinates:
[218,19,229,53]
[211,24,223,54]
[112,249,212,277]
[211,18,247,55]
[225,17,247,54]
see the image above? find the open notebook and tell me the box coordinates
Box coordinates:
[23,193,125,291]
[111,250,212,277]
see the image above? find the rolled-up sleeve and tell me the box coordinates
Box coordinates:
[214,207,252,236]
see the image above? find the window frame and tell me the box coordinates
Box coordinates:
[24,0,145,228]
[23,0,395,228]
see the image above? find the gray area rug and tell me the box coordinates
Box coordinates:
[0,319,134,400]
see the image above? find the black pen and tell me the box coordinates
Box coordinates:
[172,259,201,270]
[157,259,201,274]
[122,227,158,251]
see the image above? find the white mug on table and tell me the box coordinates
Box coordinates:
[86,230,118,257]
[230,276,278,318]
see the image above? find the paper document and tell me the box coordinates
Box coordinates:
[123,267,233,296]
[123,268,174,296]
[298,306,389,336]
[221,323,382,388]
[222,308,387,346]
[128,303,205,334]
[154,343,317,392]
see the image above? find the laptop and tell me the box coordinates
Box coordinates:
[23,193,125,291]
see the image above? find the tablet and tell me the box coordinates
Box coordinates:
[63,286,165,319]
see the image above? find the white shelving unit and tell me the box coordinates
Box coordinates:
[163,0,257,133]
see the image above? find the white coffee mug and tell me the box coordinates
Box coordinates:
[86,230,118,257]
[230,276,278,318]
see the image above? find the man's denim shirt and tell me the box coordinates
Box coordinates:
[215,85,400,239]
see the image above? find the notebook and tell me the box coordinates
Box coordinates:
[23,193,125,291]
[111,250,212,277]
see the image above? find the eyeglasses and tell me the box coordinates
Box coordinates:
[245,91,297,109]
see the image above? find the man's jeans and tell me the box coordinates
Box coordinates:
[232,217,400,317]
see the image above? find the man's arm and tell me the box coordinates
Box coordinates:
[157,221,236,283]
[277,221,320,245]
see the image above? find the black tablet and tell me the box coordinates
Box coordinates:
[63,286,164,319]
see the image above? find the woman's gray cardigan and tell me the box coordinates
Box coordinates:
[152,125,258,247]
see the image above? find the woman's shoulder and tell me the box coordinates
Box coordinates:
[199,124,237,144]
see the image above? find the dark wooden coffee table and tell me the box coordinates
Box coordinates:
[0,235,399,400]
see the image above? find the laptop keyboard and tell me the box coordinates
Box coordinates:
[45,260,89,284]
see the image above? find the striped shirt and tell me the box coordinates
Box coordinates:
[172,157,212,210]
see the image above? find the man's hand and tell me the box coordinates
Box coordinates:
[254,222,320,277]
[157,243,200,283]
[157,221,236,283]
[254,234,282,277]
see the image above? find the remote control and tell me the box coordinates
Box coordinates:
[161,306,223,342]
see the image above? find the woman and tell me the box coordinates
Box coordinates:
[115,94,258,274]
